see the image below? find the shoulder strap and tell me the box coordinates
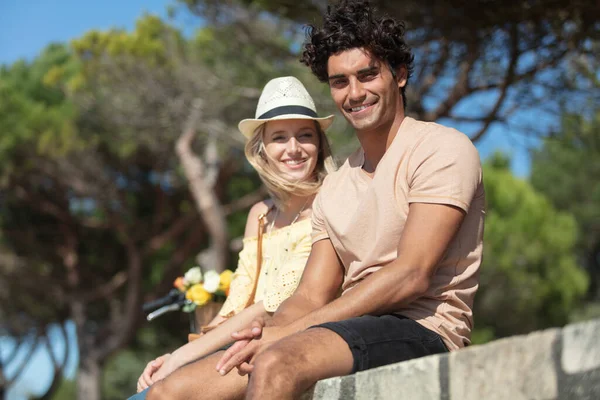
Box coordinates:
[244,205,274,309]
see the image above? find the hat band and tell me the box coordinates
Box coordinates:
[258,105,318,120]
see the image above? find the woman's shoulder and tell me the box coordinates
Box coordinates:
[244,199,274,238]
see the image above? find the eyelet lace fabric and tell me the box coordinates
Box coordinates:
[219,218,312,317]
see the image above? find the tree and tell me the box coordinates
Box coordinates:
[180,0,599,141]
[0,34,250,400]
[473,154,588,342]
[531,112,600,302]
[0,11,342,400]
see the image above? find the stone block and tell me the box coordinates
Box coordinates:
[561,319,600,375]
[354,354,442,400]
[450,328,559,400]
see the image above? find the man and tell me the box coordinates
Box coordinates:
[147,1,484,399]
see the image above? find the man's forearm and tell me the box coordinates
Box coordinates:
[269,291,326,327]
[285,264,427,333]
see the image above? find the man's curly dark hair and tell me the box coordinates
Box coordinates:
[300,0,415,108]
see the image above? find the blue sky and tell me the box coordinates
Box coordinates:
[1,0,540,398]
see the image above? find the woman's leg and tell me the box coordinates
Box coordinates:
[146,350,248,400]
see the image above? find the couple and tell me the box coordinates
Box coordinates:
[133,0,485,399]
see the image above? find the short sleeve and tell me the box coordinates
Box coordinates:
[218,240,257,317]
[311,191,329,244]
[406,130,482,213]
[263,231,312,312]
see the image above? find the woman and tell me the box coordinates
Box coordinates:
[134,76,335,396]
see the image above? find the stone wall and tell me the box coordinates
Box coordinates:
[305,318,600,400]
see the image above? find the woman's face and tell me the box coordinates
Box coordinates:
[262,119,321,181]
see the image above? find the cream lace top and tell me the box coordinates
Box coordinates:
[219,218,312,317]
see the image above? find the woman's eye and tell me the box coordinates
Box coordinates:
[298,132,314,141]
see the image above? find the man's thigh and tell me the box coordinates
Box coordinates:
[147,351,247,400]
[315,314,448,372]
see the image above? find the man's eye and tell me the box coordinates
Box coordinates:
[331,79,347,87]
[359,72,377,81]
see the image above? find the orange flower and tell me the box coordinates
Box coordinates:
[173,276,186,291]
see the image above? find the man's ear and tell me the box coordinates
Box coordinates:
[396,65,408,88]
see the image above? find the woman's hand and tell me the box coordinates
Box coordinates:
[137,353,170,392]
[149,353,181,383]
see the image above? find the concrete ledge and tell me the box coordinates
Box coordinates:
[304,318,600,400]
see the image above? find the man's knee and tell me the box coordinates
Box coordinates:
[253,346,297,382]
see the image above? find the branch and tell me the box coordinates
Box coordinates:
[152,224,206,298]
[36,325,69,400]
[176,100,228,273]
[1,336,22,366]
[204,132,220,188]
[222,186,268,216]
[425,40,481,121]
[469,24,520,142]
[142,214,197,256]
[107,228,143,359]
[416,39,450,99]
[469,48,570,92]
[74,272,128,303]
[5,334,39,387]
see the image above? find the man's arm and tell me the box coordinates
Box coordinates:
[283,202,465,331]
[217,202,465,374]
[268,238,345,326]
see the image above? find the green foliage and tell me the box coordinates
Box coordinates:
[531,112,600,253]
[0,44,80,167]
[474,154,588,340]
[50,378,77,400]
[101,323,185,400]
[531,111,600,303]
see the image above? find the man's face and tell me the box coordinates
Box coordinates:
[327,48,406,134]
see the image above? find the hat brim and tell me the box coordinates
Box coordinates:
[238,114,335,139]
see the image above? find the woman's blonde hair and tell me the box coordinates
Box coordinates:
[245,120,336,209]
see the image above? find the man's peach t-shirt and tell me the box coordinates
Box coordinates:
[312,117,485,351]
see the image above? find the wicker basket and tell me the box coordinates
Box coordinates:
[188,301,222,341]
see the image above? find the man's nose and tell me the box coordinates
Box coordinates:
[348,78,366,103]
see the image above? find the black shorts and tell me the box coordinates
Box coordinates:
[313,314,448,373]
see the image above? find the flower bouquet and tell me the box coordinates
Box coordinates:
[173,266,233,313]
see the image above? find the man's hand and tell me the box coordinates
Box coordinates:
[216,326,288,376]
[230,316,267,341]
[213,316,268,376]
[137,353,170,392]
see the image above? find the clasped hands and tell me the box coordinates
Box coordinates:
[136,318,288,392]
[215,317,288,376]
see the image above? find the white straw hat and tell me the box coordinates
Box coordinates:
[238,76,334,138]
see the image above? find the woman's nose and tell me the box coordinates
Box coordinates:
[287,137,300,153]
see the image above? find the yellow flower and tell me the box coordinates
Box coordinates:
[219,270,233,293]
[186,284,212,306]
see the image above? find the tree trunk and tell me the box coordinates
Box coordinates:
[77,357,102,400]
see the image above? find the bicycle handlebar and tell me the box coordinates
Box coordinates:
[142,289,186,313]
